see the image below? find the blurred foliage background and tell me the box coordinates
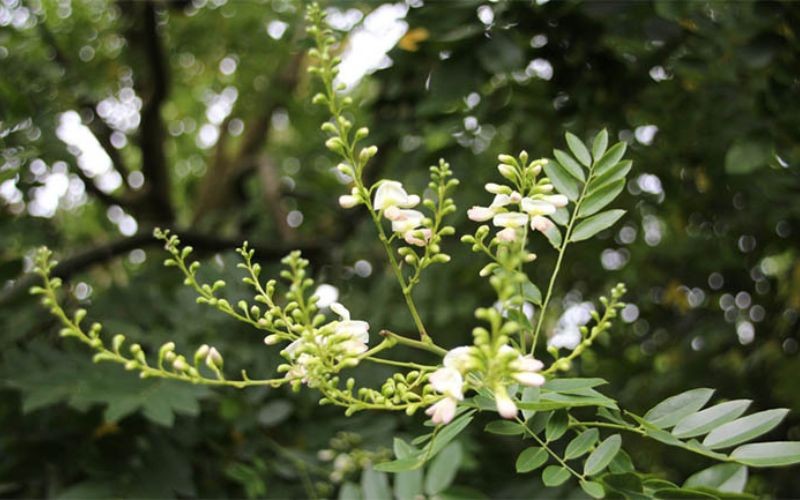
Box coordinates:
[1,0,799,497]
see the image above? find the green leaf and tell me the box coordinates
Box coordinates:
[553,149,586,182]
[485,420,525,436]
[542,465,571,487]
[725,140,770,174]
[703,409,789,449]
[522,281,542,305]
[578,179,625,218]
[608,449,635,474]
[730,441,800,467]
[338,482,362,500]
[374,456,422,473]
[376,411,474,472]
[528,410,552,434]
[672,400,752,439]
[393,438,418,459]
[429,410,475,456]
[592,129,609,161]
[543,224,563,250]
[593,160,632,187]
[653,488,718,499]
[393,441,423,500]
[603,472,643,495]
[581,480,605,499]
[544,160,580,201]
[0,168,18,183]
[584,434,622,476]
[565,429,600,459]
[424,442,462,495]
[566,132,592,167]
[684,464,748,493]
[361,468,391,500]
[551,207,570,226]
[570,209,626,242]
[593,142,628,176]
[543,378,607,393]
[545,410,569,442]
[517,391,617,412]
[516,447,548,473]
[643,388,715,429]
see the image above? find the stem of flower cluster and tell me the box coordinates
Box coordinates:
[380,330,447,357]
[530,170,595,356]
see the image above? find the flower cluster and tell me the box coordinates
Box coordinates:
[467,153,568,243]
[548,302,595,350]
[368,180,432,247]
[425,344,546,424]
[274,302,370,387]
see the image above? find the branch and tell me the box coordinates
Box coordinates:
[0,230,327,305]
[128,1,173,222]
[192,51,303,224]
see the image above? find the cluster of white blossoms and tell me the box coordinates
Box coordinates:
[339,180,431,247]
[548,302,594,350]
[425,344,546,424]
[467,158,568,243]
[271,302,370,386]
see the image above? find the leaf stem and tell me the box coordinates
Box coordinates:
[531,166,596,356]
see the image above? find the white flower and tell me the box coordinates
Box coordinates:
[530,215,555,233]
[497,227,518,242]
[429,367,464,400]
[389,209,425,234]
[493,212,528,228]
[561,302,594,327]
[548,326,582,350]
[330,302,351,321]
[521,198,556,216]
[340,339,369,355]
[334,320,370,344]
[490,194,514,208]
[512,355,546,387]
[495,387,518,419]
[339,194,359,209]
[548,303,594,350]
[373,181,420,211]
[425,397,458,425]
[467,206,495,222]
[403,228,431,247]
[284,339,304,358]
[543,194,569,208]
[443,346,473,372]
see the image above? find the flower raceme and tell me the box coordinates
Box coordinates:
[425,344,546,424]
[338,179,433,247]
[277,302,370,387]
[467,154,568,243]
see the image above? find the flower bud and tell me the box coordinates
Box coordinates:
[338,195,359,209]
[497,154,517,165]
[264,334,281,345]
[359,145,378,163]
[484,183,511,195]
[495,386,518,419]
[205,347,223,371]
[467,206,494,222]
[497,163,516,181]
